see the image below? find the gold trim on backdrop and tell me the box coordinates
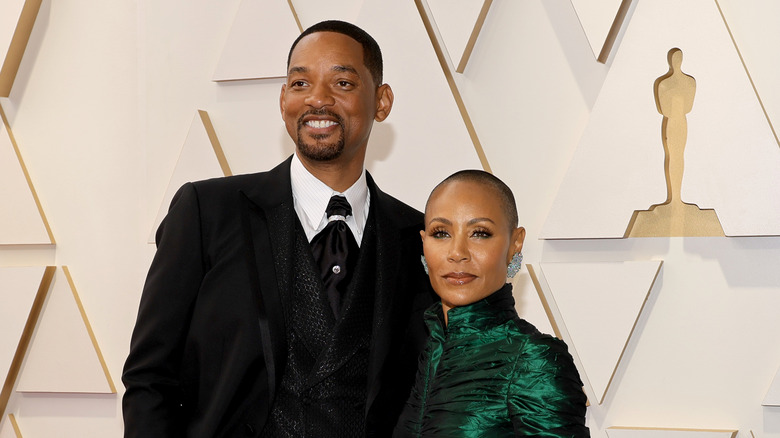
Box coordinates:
[0,102,55,244]
[62,266,117,394]
[597,0,634,64]
[0,0,42,97]
[598,261,662,404]
[714,0,779,149]
[415,0,492,173]
[0,266,55,418]
[525,264,562,340]
[8,413,22,437]
[287,0,303,33]
[456,0,493,74]
[198,110,233,177]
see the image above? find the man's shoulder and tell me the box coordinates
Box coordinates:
[187,158,291,198]
[367,175,423,228]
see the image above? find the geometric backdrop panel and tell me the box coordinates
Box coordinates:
[763,365,780,406]
[16,267,115,394]
[0,103,53,245]
[0,266,53,422]
[148,111,231,243]
[569,0,627,62]
[212,0,301,81]
[427,0,490,72]
[539,261,662,405]
[607,428,737,438]
[541,0,780,238]
[0,0,42,97]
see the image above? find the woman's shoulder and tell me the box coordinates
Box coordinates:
[507,317,577,370]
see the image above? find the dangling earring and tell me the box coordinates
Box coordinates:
[507,252,523,278]
[421,255,429,275]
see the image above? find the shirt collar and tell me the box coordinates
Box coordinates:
[290,152,369,233]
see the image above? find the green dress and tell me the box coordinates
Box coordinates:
[393,284,589,437]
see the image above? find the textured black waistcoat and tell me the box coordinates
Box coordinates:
[261,217,377,437]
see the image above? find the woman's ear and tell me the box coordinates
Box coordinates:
[506,226,526,263]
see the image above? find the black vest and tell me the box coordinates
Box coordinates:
[261,217,377,437]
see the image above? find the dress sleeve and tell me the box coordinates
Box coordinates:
[121,182,206,438]
[507,335,590,437]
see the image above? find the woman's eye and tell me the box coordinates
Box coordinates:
[472,229,492,238]
[431,230,449,239]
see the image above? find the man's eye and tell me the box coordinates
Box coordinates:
[291,80,306,87]
[337,81,352,87]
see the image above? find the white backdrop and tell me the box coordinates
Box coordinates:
[1,0,780,436]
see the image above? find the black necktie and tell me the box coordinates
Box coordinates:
[310,195,359,318]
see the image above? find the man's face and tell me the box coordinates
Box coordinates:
[280,31,384,165]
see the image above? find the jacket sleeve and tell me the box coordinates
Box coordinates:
[122,183,205,438]
[507,336,590,437]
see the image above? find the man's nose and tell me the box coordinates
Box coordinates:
[305,84,335,108]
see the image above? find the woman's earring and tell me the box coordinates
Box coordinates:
[507,252,523,278]
[421,255,429,275]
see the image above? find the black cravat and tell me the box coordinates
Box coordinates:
[310,195,359,318]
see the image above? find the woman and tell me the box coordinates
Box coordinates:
[394,170,589,437]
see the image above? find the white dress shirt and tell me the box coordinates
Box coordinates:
[290,153,370,247]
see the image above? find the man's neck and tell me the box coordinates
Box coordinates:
[296,154,365,193]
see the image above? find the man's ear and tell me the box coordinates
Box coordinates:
[374,84,394,122]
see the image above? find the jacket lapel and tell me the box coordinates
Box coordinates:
[238,156,296,406]
[364,175,414,411]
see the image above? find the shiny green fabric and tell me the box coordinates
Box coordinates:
[393,285,589,437]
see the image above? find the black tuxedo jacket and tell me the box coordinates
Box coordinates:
[122,156,435,437]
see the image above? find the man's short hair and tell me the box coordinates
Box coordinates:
[287,20,384,87]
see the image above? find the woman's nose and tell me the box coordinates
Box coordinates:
[447,235,469,262]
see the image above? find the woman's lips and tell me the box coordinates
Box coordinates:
[443,272,477,285]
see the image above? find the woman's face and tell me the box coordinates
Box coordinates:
[421,180,525,317]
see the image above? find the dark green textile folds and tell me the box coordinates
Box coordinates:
[393,284,589,437]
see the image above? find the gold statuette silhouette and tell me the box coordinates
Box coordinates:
[625,48,724,237]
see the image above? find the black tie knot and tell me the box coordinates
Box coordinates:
[326,195,352,219]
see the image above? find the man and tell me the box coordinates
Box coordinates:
[122,20,434,437]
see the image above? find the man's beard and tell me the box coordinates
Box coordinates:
[296,110,345,162]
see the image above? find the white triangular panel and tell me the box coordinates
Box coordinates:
[570,0,624,60]
[607,428,737,438]
[212,0,301,81]
[0,267,48,395]
[0,1,27,63]
[148,111,229,243]
[512,270,556,336]
[539,261,662,404]
[0,106,51,244]
[0,414,20,438]
[16,267,114,393]
[1,0,40,97]
[290,0,362,29]
[541,0,780,238]
[762,366,780,406]
[427,0,487,70]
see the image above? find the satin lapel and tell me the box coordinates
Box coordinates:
[237,157,295,407]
